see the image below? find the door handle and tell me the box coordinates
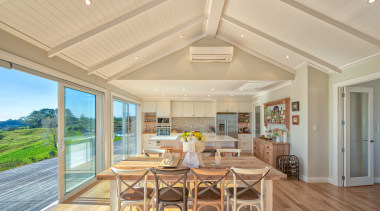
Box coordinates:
[370,140,375,143]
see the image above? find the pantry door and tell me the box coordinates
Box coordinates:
[344,87,374,187]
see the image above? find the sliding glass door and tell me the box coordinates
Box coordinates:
[59,86,101,197]
[113,100,137,164]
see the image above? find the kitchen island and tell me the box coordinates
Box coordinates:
[148,133,238,149]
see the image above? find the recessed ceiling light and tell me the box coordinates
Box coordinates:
[230,94,234,97]
[368,0,377,4]
[161,94,165,97]
[239,88,244,91]
[85,0,92,5]
[153,88,158,91]
[207,95,210,97]
[211,88,215,91]
[184,94,187,97]
[134,56,139,59]
[180,35,184,38]
[182,88,186,91]
[240,34,244,38]
[286,55,290,59]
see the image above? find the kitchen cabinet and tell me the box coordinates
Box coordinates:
[238,102,252,113]
[142,134,159,151]
[238,133,252,152]
[182,102,194,117]
[204,102,216,117]
[171,102,183,117]
[142,101,156,112]
[156,101,170,117]
[193,102,204,117]
[217,101,238,112]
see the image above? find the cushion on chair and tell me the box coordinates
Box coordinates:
[192,187,222,201]
[158,187,189,202]
[121,187,154,201]
[226,187,259,200]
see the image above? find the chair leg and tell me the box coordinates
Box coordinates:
[226,196,229,211]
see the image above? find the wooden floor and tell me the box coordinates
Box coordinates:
[53,179,380,211]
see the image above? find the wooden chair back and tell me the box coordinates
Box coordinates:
[143,149,166,157]
[216,149,242,157]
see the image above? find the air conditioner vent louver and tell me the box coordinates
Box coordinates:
[189,47,233,62]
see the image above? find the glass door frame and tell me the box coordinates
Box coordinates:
[58,83,104,202]
[343,87,374,187]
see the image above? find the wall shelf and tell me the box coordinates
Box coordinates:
[264,98,290,130]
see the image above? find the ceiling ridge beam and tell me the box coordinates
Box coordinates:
[48,0,169,58]
[221,16,341,74]
[107,33,206,82]
[280,0,380,49]
[205,0,226,38]
[89,16,207,75]
[216,34,295,74]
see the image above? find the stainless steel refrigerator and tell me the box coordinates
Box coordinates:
[216,113,238,147]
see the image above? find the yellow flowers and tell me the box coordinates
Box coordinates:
[181,131,206,142]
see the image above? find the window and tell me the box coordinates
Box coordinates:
[113,100,137,164]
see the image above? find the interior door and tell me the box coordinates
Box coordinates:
[344,87,374,187]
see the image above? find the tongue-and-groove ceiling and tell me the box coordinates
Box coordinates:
[0,0,379,90]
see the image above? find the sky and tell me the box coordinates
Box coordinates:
[0,67,57,121]
[0,66,136,121]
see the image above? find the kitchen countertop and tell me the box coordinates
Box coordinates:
[149,134,238,142]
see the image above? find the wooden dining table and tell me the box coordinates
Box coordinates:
[97,155,287,211]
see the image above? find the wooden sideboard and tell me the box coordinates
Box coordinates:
[253,138,290,167]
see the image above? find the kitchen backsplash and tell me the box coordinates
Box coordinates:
[172,117,215,132]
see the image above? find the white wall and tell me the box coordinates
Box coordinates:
[253,66,309,179]
[119,39,295,81]
[351,79,380,180]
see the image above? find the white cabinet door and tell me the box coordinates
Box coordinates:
[171,102,183,117]
[227,101,238,112]
[142,101,156,112]
[238,102,252,113]
[217,101,227,112]
[193,102,204,117]
[204,102,215,117]
[182,102,194,117]
[156,101,170,117]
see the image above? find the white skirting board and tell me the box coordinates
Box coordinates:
[375,177,380,183]
[307,177,330,183]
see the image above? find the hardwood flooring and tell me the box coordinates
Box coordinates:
[53,179,380,211]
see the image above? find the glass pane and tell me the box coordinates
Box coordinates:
[349,92,369,178]
[113,101,126,164]
[64,88,96,193]
[128,103,137,156]
[255,106,261,138]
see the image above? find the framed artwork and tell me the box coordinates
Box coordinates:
[292,101,300,111]
[292,115,299,125]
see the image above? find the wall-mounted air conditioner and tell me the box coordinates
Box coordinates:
[189,46,233,62]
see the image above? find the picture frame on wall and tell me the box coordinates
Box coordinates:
[292,101,299,111]
[292,115,299,125]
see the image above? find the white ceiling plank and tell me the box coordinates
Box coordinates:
[221,16,342,74]
[216,34,296,74]
[205,0,226,38]
[280,0,380,49]
[88,16,207,75]
[107,33,206,82]
[47,0,169,58]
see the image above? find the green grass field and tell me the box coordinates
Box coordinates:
[0,128,58,171]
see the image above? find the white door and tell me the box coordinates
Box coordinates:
[344,87,374,187]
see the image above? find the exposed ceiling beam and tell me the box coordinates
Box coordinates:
[107,33,206,82]
[280,0,380,49]
[221,16,341,74]
[48,0,168,58]
[88,16,206,75]
[216,34,296,74]
[205,0,226,38]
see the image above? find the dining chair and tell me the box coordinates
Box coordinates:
[226,167,271,211]
[111,167,155,211]
[216,149,242,157]
[150,167,190,211]
[191,168,230,211]
[143,149,166,157]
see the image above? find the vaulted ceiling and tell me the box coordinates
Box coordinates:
[1,0,379,83]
